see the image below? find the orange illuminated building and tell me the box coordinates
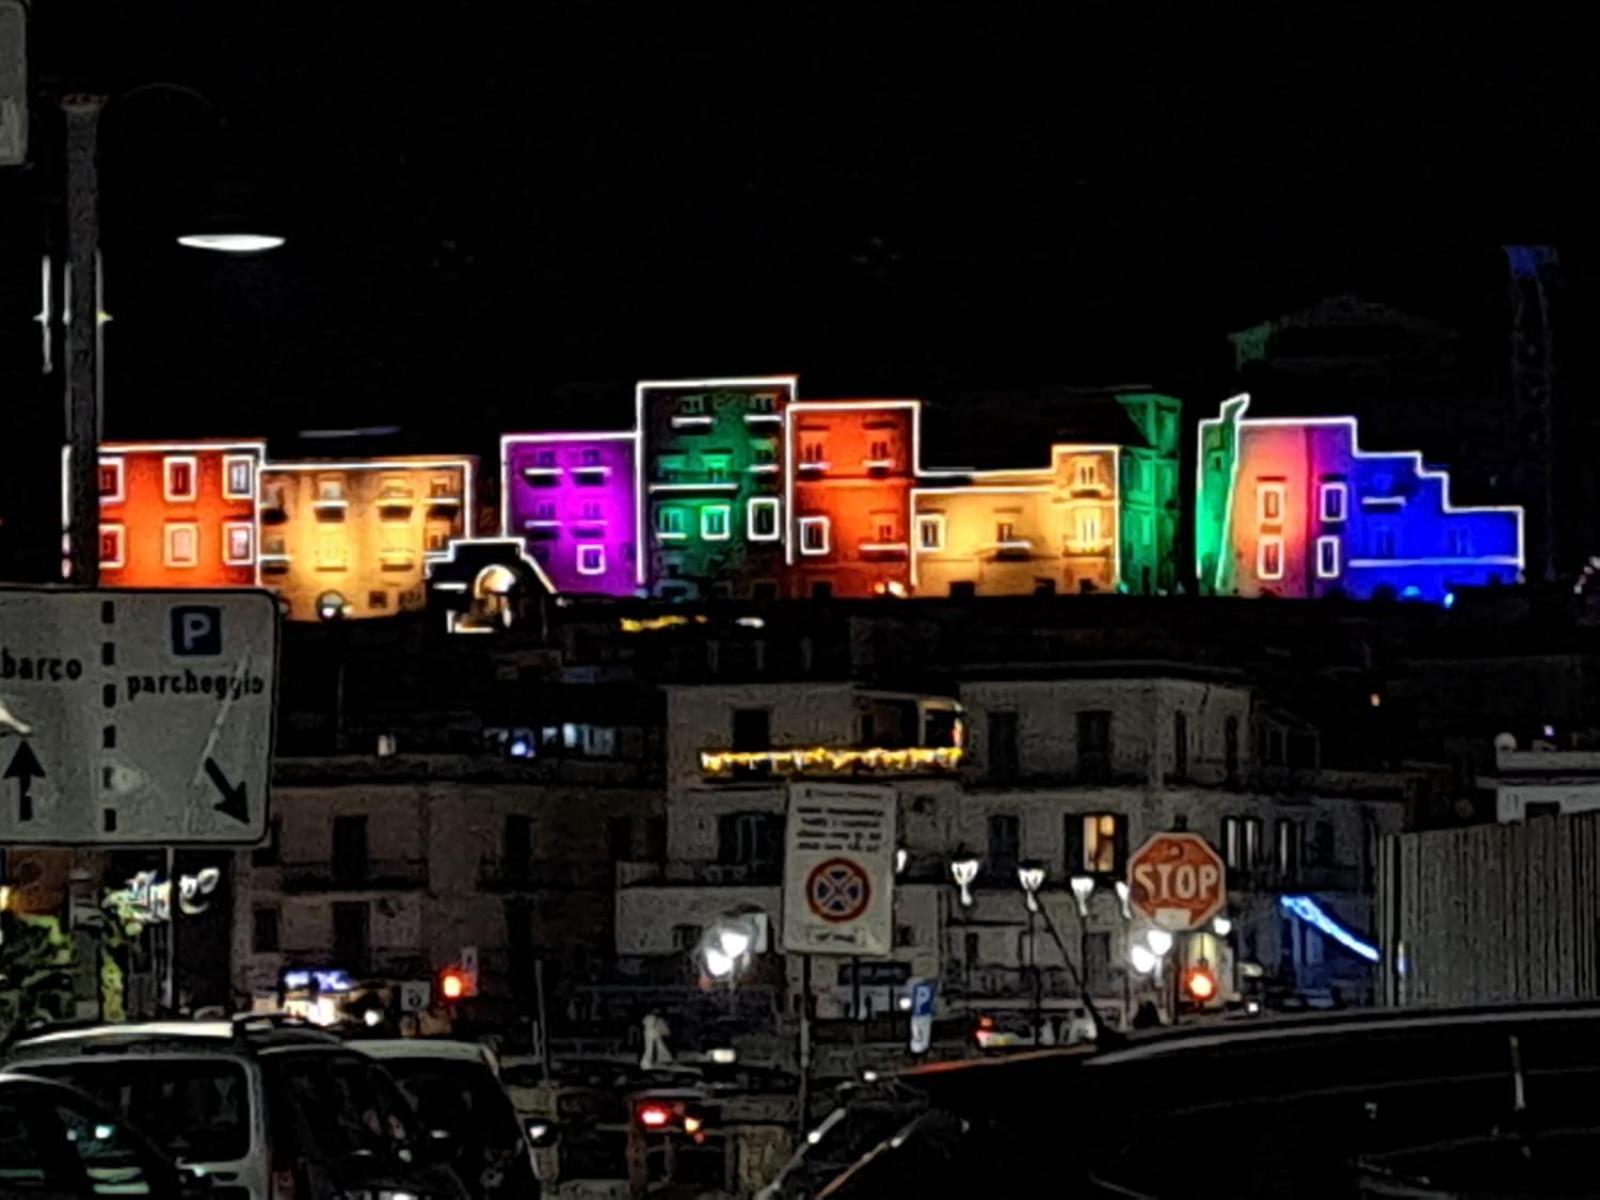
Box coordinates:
[96,441,266,588]
[259,458,475,621]
[785,401,918,598]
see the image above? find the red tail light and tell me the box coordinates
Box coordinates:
[637,1102,672,1129]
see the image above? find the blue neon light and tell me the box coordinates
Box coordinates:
[1279,895,1380,963]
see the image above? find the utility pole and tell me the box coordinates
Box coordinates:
[62,94,104,587]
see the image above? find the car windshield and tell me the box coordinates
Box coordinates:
[21,1059,251,1163]
[379,1056,521,1154]
[265,1051,425,1162]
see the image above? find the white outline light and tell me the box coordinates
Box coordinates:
[1256,480,1285,524]
[99,523,125,569]
[576,544,606,576]
[917,512,946,552]
[1316,535,1340,579]
[164,521,200,568]
[748,497,781,542]
[1257,535,1284,581]
[1320,481,1347,522]
[222,454,256,500]
[98,456,124,504]
[223,521,255,566]
[799,515,830,556]
[701,503,732,541]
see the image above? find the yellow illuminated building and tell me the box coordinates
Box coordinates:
[911,446,1120,597]
[260,458,475,621]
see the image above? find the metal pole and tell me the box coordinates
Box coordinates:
[1028,907,1041,1042]
[534,957,552,1085]
[62,95,104,587]
[797,953,812,1137]
[163,846,177,1012]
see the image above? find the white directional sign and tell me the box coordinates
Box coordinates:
[782,783,896,957]
[0,588,276,844]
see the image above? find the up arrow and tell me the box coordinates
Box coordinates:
[4,741,45,822]
[204,757,249,824]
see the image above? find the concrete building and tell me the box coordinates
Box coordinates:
[1484,732,1600,822]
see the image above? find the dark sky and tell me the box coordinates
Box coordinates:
[16,4,1599,444]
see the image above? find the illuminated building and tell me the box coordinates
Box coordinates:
[638,376,796,600]
[94,441,266,588]
[910,393,1181,597]
[502,431,638,596]
[1196,394,1524,602]
[259,457,475,621]
[785,400,917,598]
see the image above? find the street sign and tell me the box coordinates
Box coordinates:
[0,588,276,844]
[909,978,937,1054]
[0,1,25,167]
[1127,831,1227,931]
[399,981,432,1014]
[782,783,896,957]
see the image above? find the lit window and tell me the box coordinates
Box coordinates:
[917,514,946,551]
[1258,536,1284,580]
[164,522,199,567]
[317,527,348,569]
[658,507,686,537]
[748,497,781,541]
[317,476,344,502]
[1077,462,1097,488]
[536,449,556,468]
[869,440,890,462]
[801,441,826,464]
[98,458,124,502]
[800,516,830,555]
[164,456,197,502]
[577,544,606,575]
[1082,812,1122,874]
[581,501,603,522]
[1319,481,1347,522]
[1075,511,1102,544]
[876,521,896,542]
[704,457,731,483]
[223,455,255,499]
[996,521,1016,544]
[1257,482,1285,524]
[1316,535,1340,579]
[749,393,775,414]
[99,524,124,568]
[224,522,254,565]
[535,502,557,521]
[701,504,731,540]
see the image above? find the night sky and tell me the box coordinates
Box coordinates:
[13,4,1599,444]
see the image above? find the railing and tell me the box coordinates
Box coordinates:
[279,859,429,892]
[477,858,615,891]
[700,744,963,779]
[617,861,783,887]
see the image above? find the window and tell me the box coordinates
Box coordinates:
[317,476,345,502]
[1077,461,1097,488]
[224,455,255,499]
[317,526,348,569]
[535,502,558,522]
[1223,816,1244,869]
[1075,511,1102,544]
[1372,525,1396,558]
[1257,536,1284,580]
[253,906,281,953]
[732,708,770,750]
[1173,710,1188,780]
[368,590,388,610]
[988,711,1019,780]
[1078,812,1125,875]
[672,924,701,951]
[701,504,731,540]
[987,814,1021,877]
[1313,819,1335,865]
[800,516,830,555]
[704,456,731,483]
[536,449,557,468]
[224,521,254,565]
[332,901,370,972]
[504,814,532,878]
[1077,710,1112,782]
[875,520,896,542]
[717,812,784,875]
[749,393,775,414]
[332,815,369,884]
[164,522,199,567]
[1316,535,1340,578]
[1320,481,1347,522]
[895,923,916,949]
[99,523,125,569]
[680,396,705,415]
[748,497,781,541]
[606,815,634,860]
[98,457,124,501]
[801,440,826,464]
[1126,457,1146,492]
[1256,481,1285,523]
[581,501,603,521]
[425,528,449,552]
[996,521,1016,544]
[582,448,600,467]
[1276,818,1300,880]
[918,513,946,551]
[577,544,606,575]
[163,455,197,501]
[1244,816,1263,867]
[869,440,890,462]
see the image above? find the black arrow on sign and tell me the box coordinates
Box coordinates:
[204,758,249,824]
[5,741,44,822]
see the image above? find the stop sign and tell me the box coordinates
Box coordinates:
[1127,832,1226,931]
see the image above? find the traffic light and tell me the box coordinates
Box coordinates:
[1183,964,1218,1005]
[439,967,475,1003]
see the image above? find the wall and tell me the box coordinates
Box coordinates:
[665,682,864,791]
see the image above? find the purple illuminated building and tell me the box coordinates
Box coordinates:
[501,432,639,596]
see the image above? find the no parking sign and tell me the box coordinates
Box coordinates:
[782,783,896,956]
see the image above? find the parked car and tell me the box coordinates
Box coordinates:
[0,1069,210,1198]
[355,1038,538,1199]
[5,1016,469,1200]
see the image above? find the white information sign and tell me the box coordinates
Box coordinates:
[782,783,896,957]
[0,588,276,844]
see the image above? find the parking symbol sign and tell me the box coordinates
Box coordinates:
[170,606,222,656]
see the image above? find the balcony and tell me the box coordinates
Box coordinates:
[279,859,429,893]
[618,860,782,887]
[477,858,614,891]
[700,744,963,780]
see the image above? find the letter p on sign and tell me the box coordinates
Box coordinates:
[171,606,222,656]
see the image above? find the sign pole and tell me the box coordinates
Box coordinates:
[164,845,177,1012]
[797,952,812,1137]
[61,95,104,587]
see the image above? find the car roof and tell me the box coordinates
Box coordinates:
[355,1039,493,1066]
[8,1018,344,1059]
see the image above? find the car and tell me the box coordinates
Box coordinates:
[354,1039,538,1200]
[5,1016,470,1200]
[0,1069,211,1198]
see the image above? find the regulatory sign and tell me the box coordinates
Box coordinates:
[782,783,896,956]
[0,588,276,844]
[1127,831,1227,931]
[908,978,937,1054]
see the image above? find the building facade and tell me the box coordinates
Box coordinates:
[1197,394,1524,602]
[95,441,266,588]
[259,458,475,621]
[502,432,638,597]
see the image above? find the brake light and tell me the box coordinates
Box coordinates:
[638,1102,672,1129]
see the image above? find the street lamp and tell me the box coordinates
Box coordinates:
[1017,865,1046,913]
[1067,874,1096,1021]
[1129,943,1158,975]
[1212,916,1232,938]
[1069,874,1095,919]
[1146,927,1174,958]
[176,232,286,254]
[1016,863,1047,1045]
[950,855,979,908]
[1114,880,1133,921]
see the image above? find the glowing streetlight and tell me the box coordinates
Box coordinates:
[716,927,751,961]
[703,946,735,979]
[895,847,908,876]
[1017,864,1046,913]
[1212,916,1233,938]
[1069,874,1095,919]
[1113,880,1133,921]
[1129,943,1158,975]
[176,232,286,254]
[950,856,979,908]
[1146,928,1174,958]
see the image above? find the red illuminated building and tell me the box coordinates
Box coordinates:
[785,400,918,598]
[95,441,266,588]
